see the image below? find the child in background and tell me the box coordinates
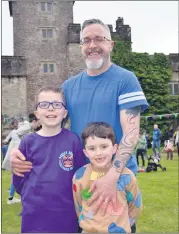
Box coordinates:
[73,122,142,233]
[165,139,174,160]
[2,118,31,204]
[13,86,86,233]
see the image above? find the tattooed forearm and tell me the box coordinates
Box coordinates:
[112,107,141,173]
[125,106,141,124]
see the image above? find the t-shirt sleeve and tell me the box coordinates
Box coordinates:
[13,137,30,195]
[118,71,148,112]
[73,135,86,171]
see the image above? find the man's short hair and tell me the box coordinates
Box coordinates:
[81,122,116,147]
[81,19,111,40]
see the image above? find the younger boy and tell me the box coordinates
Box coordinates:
[73,122,142,233]
[13,86,86,233]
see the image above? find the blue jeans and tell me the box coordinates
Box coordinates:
[2,145,8,159]
[152,140,160,155]
[9,183,16,198]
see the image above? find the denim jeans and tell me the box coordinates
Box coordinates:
[2,145,8,159]
[152,140,160,155]
[9,183,16,198]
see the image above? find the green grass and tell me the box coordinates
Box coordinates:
[2,153,178,233]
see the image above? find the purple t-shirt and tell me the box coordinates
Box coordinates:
[13,128,86,233]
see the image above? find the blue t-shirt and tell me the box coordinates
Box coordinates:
[62,64,148,175]
[62,63,148,143]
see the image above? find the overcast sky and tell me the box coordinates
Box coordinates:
[2,1,178,55]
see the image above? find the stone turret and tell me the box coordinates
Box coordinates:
[111,17,131,45]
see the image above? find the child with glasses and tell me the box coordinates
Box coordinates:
[73,122,142,233]
[13,86,86,233]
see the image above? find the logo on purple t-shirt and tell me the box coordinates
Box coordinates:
[59,151,74,171]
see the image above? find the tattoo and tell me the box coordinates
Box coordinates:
[125,106,141,124]
[113,160,122,168]
[112,107,141,173]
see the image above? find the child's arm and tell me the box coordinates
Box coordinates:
[125,173,142,226]
[73,135,87,171]
[13,136,30,195]
[4,131,12,143]
[72,173,83,218]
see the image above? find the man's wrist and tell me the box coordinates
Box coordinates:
[112,159,126,173]
[108,166,121,180]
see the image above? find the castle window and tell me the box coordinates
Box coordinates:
[40,2,52,12]
[42,63,55,73]
[43,64,48,73]
[42,28,53,38]
[168,82,179,95]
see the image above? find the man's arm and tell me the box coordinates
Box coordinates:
[87,106,141,215]
[112,106,141,173]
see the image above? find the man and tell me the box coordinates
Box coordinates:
[152,124,161,156]
[11,19,148,220]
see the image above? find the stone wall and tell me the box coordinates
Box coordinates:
[169,54,179,82]
[2,76,27,117]
[67,23,85,77]
[1,56,27,117]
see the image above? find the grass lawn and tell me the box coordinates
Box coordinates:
[1,152,178,233]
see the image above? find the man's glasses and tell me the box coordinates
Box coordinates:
[36,101,66,109]
[80,36,111,46]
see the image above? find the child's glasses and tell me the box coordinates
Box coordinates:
[36,101,66,109]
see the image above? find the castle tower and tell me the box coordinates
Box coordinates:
[9,0,74,112]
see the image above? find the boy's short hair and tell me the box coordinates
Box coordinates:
[35,85,65,106]
[81,122,116,147]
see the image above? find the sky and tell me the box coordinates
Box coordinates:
[1,1,178,55]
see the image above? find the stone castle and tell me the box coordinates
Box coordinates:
[2,1,179,118]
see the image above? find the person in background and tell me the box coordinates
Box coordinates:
[135,130,147,168]
[2,120,18,160]
[2,118,31,204]
[174,126,179,157]
[165,138,174,160]
[29,113,42,132]
[152,124,161,157]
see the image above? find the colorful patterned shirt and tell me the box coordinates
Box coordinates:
[73,164,142,233]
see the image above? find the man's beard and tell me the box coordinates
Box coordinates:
[85,55,108,70]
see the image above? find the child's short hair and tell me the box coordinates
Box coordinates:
[35,85,65,106]
[81,122,116,147]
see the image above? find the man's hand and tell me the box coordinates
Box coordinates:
[87,168,118,216]
[10,148,32,177]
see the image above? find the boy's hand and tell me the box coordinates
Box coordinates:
[10,148,32,177]
[87,168,119,216]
